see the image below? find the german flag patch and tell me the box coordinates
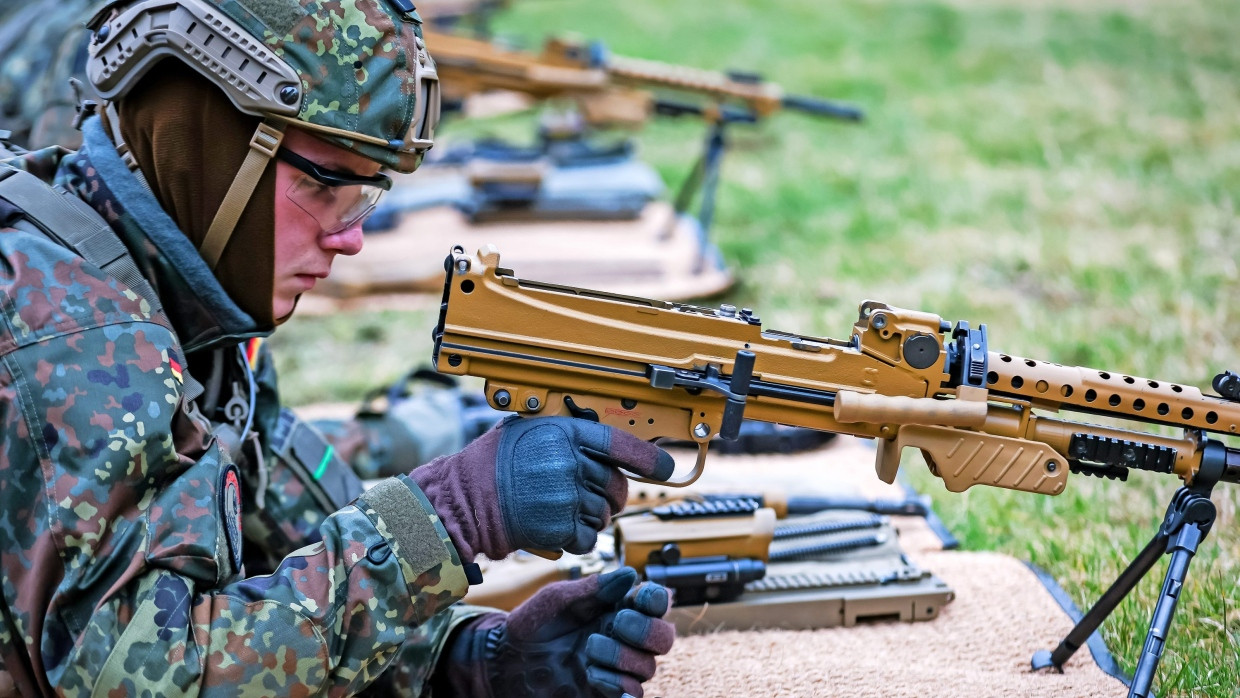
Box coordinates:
[245,337,264,371]
[168,349,184,384]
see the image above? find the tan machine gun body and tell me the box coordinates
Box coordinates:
[433,246,1240,494]
[425,31,862,126]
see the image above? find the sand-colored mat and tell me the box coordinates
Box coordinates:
[299,201,733,315]
[645,550,1126,697]
[639,439,1129,696]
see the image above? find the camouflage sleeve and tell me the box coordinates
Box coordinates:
[63,473,471,696]
[238,338,481,694]
[0,269,471,694]
[360,604,496,697]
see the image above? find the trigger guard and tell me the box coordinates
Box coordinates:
[629,443,707,488]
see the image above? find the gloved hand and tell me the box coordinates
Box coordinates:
[435,567,675,697]
[410,416,675,560]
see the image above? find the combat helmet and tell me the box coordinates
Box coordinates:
[84,0,441,269]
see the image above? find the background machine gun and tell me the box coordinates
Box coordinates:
[426,31,863,127]
[433,246,1240,697]
[423,30,863,233]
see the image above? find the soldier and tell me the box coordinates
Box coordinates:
[0,1,675,696]
[0,0,102,151]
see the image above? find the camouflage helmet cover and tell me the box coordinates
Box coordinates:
[87,0,439,172]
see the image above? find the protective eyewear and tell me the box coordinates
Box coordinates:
[277,148,393,234]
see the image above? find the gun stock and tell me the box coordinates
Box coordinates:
[433,246,1240,494]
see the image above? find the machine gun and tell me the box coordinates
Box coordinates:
[432,246,1240,697]
[379,31,862,244]
[425,30,862,128]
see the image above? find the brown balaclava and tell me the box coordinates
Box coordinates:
[113,59,277,327]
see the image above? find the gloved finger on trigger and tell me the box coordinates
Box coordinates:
[578,423,676,482]
[625,582,671,617]
[586,665,644,698]
[586,634,658,681]
[611,608,676,655]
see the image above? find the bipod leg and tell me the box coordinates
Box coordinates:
[695,121,728,241]
[663,133,710,241]
[1031,485,1218,698]
[662,121,730,271]
[1128,492,1215,698]
[1030,524,1169,672]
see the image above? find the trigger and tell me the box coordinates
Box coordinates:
[563,395,599,422]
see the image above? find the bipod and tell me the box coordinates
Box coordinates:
[658,102,756,270]
[1031,440,1226,697]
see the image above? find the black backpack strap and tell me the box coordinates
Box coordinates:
[269,407,366,512]
[0,167,167,327]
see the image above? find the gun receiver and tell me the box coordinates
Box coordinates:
[425,31,862,126]
[433,246,1240,493]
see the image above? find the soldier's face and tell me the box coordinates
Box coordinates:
[272,128,382,318]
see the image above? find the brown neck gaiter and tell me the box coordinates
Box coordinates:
[113,60,277,328]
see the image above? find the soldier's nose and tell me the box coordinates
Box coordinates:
[323,222,364,256]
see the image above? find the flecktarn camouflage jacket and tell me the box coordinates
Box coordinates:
[0,115,483,697]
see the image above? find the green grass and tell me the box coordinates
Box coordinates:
[273,0,1240,693]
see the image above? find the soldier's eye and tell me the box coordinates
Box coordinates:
[311,183,338,204]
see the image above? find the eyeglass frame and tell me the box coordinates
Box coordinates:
[275,148,393,190]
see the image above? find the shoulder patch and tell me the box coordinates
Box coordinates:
[220,463,243,572]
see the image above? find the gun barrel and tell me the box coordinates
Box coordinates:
[781,94,864,121]
[785,495,930,518]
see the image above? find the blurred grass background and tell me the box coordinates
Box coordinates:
[273,0,1240,693]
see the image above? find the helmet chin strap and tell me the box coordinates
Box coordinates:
[198,121,285,270]
[105,102,285,271]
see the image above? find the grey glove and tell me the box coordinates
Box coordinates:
[411,416,675,560]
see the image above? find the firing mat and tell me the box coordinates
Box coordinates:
[641,438,1130,697]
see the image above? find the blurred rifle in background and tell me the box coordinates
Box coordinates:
[427,30,863,128]
[417,29,862,237]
